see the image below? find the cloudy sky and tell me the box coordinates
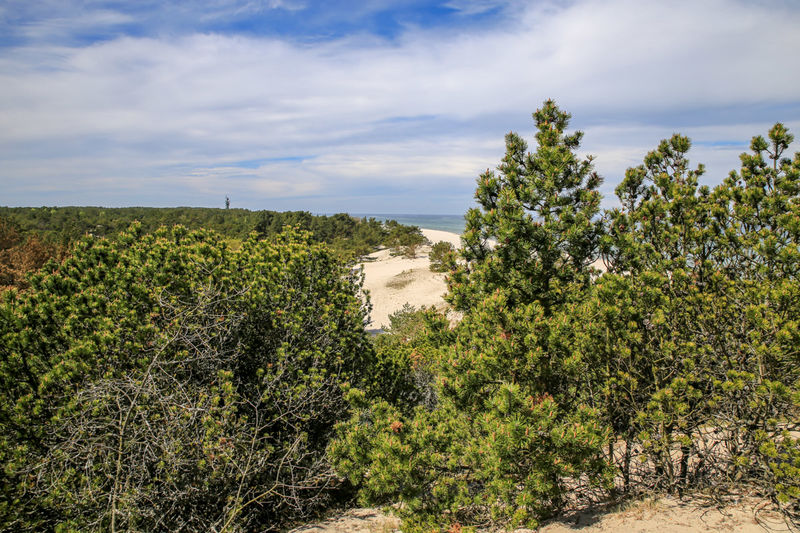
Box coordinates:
[2,0,799,214]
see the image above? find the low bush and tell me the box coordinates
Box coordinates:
[429,241,455,272]
[0,225,373,531]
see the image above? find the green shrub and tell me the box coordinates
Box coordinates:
[330,384,612,532]
[429,241,455,272]
[386,223,428,259]
[591,124,800,509]
[365,305,453,414]
[332,104,800,529]
[0,225,373,531]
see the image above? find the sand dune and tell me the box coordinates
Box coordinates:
[420,228,462,248]
[359,228,461,330]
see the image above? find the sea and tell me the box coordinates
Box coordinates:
[350,213,466,234]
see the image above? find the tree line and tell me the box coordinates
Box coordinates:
[0,208,426,293]
[0,206,422,251]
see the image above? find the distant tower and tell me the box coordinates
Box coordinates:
[225,196,230,209]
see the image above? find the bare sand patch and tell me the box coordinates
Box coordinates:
[536,496,788,533]
[288,508,400,533]
[359,228,461,329]
[291,497,788,533]
[420,228,462,248]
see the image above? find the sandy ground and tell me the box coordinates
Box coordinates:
[290,497,791,533]
[536,497,790,533]
[289,508,400,533]
[360,228,461,330]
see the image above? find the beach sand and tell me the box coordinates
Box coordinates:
[360,228,461,330]
[292,496,786,533]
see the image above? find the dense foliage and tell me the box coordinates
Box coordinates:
[253,211,398,258]
[448,100,602,315]
[384,221,429,258]
[0,225,373,531]
[0,206,259,243]
[428,241,455,273]
[330,101,800,531]
[587,125,800,514]
[0,207,422,260]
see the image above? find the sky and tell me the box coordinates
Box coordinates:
[1,0,800,215]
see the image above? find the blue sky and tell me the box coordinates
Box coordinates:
[2,0,800,214]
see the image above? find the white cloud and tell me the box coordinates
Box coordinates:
[13,9,136,44]
[1,0,799,212]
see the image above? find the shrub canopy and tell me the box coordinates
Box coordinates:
[0,224,373,531]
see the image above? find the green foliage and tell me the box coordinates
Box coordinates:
[331,386,611,532]
[589,125,800,516]
[761,429,800,513]
[383,303,434,340]
[385,221,428,258]
[332,104,800,529]
[429,241,456,272]
[0,224,373,531]
[4,105,800,530]
[367,305,452,414]
[0,207,418,261]
[447,99,602,314]
[254,211,402,259]
[0,206,259,244]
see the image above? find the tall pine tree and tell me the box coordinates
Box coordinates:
[447,99,603,315]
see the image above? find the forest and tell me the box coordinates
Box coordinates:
[0,209,424,292]
[0,100,798,532]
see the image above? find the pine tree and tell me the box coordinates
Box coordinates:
[331,102,613,532]
[448,99,603,315]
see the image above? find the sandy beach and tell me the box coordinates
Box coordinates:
[360,228,461,330]
[293,496,787,533]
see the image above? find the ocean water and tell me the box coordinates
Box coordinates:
[352,213,466,234]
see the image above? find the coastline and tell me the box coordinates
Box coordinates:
[350,214,466,234]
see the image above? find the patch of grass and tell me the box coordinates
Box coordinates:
[613,496,662,519]
[386,270,416,290]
